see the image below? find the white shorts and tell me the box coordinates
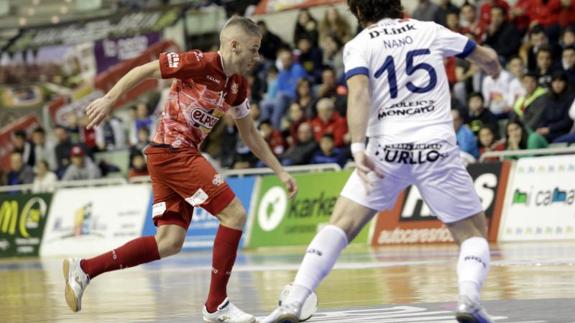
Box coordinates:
[340,140,483,224]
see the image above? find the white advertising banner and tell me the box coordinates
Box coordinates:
[40,184,151,256]
[499,155,575,241]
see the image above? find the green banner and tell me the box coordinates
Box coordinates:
[0,193,52,258]
[248,170,371,247]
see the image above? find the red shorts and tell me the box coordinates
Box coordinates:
[145,145,235,229]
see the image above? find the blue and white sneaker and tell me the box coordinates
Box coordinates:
[455,296,493,323]
[202,297,255,323]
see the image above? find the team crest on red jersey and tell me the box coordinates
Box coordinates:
[231,81,239,95]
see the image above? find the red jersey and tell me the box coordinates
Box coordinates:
[154,50,250,149]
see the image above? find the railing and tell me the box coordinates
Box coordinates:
[0,163,343,193]
[479,146,575,162]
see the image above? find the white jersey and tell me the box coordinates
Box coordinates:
[343,18,476,145]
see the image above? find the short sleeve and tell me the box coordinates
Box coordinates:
[343,39,370,81]
[158,50,206,79]
[230,77,250,119]
[434,24,476,59]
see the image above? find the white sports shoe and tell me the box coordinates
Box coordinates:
[202,298,255,323]
[455,295,493,323]
[261,301,302,323]
[63,258,89,312]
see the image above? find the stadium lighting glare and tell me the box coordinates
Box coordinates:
[27,8,35,16]
[51,15,60,24]
[60,6,69,14]
[32,0,41,5]
[18,17,27,26]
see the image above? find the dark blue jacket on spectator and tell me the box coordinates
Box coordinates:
[536,92,575,142]
[311,147,347,168]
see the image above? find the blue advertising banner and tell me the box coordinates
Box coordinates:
[142,176,257,250]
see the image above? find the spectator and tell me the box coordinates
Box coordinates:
[479,0,510,28]
[284,103,308,146]
[562,46,575,85]
[510,0,532,34]
[263,65,279,101]
[534,72,575,142]
[258,120,286,156]
[505,118,548,157]
[527,0,562,28]
[31,127,56,170]
[130,126,151,157]
[64,112,82,144]
[438,0,460,26]
[561,26,575,49]
[281,122,318,166]
[451,109,480,160]
[32,160,57,193]
[127,152,149,180]
[294,9,319,47]
[220,113,239,169]
[311,134,347,167]
[62,146,101,181]
[316,67,347,117]
[260,49,307,129]
[4,151,34,186]
[296,37,323,83]
[535,46,559,87]
[514,73,547,130]
[321,33,345,78]
[478,126,506,162]
[412,0,442,24]
[319,6,352,45]
[553,95,575,143]
[54,125,74,177]
[559,0,575,27]
[525,26,561,73]
[484,5,522,64]
[257,20,286,61]
[467,92,500,136]
[310,98,348,147]
[482,67,516,116]
[295,79,316,118]
[12,130,34,167]
[507,56,528,105]
[129,103,155,145]
[95,115,126,151]
[460,3,485,40]
[445,10,463,33]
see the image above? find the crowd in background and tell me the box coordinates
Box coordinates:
[2,0,575,191]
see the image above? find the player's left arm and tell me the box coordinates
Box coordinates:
[234,115,298,199]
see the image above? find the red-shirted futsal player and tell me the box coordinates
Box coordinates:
[64,16,297,323]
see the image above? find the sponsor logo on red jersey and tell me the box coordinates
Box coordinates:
[166,52,179,68]
[191,108,219,129]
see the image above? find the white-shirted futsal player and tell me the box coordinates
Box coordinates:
[263,1,501,322]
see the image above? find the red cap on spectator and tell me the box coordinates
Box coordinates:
[70,146,84,157]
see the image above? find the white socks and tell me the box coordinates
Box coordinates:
[287,225,349,305]
[457,237,490,303]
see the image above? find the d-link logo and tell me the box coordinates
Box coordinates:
[257,187,288,232]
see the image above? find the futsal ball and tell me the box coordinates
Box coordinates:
[278,283,318,322]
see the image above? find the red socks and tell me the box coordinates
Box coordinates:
[80,236,160,279]
[205,225,243,312]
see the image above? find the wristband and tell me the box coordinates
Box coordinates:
[350,142,365,154]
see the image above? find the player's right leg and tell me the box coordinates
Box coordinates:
[263,196,377,323]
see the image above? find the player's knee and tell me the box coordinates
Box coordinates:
[157,236,184,257]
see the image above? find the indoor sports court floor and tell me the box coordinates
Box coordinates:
[1,241,574,323]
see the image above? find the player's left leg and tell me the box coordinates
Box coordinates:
[446,212,492,323]
[201,195,255,323]
[415,146,492,323]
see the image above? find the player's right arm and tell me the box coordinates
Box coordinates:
[86,60,161,129]
[466,45,501,78]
